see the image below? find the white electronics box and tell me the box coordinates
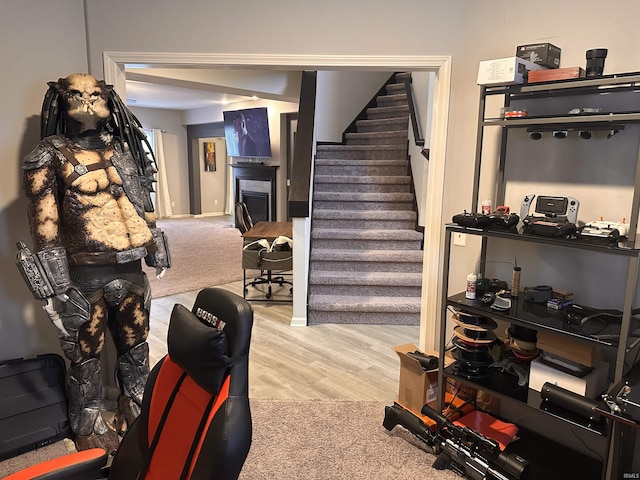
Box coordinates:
[529,358,609,399]
[477,56,544,86]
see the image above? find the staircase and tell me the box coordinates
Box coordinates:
[308,72,424,325]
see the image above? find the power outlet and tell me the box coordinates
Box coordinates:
[453,232,466,247]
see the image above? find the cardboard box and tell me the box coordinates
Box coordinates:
[393,343,452,415]
[536,330,602,367]
[529,358,609,399]
[477,56,544,86]
[516,43,561,69]
[528,67,586,83]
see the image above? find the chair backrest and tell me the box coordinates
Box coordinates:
[234,202,253,234]
[109,287,254,480]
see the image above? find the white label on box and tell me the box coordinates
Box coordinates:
[426,383,437,404]
[477,57,542,85]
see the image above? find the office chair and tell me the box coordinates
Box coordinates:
[7,287,254,480]
[235,202,253,234]
[242,236,293,301]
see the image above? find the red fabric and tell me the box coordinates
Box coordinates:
[453,410,519,451]
[185,377,230,478]
[144,357,230,480]
[4,448,106,480]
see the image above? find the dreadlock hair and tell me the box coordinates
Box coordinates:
[39,77,158,185]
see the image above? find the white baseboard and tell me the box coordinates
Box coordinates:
[290,316,307,327]
[193,212,226,218]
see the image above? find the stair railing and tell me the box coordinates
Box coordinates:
[403,77,430,161]
[288,71,317,218]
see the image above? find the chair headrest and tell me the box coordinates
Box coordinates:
[167,304,229,395]
[191,288,253,358]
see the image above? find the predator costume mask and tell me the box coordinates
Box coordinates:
[52,73,111,134]
[41,73,157,200]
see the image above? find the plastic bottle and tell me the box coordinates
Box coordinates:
[511,266,521,297]
[466,273,477,300]
[481,199,492,215]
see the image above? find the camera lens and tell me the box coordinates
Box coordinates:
[586,48,608,77]
[579,131,592,139]
[553,131,567,139]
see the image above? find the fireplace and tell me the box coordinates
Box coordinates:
[242,191,269,224]
[231,163,279,224]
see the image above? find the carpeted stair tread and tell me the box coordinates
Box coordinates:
[345,131,408,145]
[311,249,423,262]
[386,83,406,94]
[377,93,408,107]
[312,228,423,241]
[308,295,421,313]
[316,144,407,153]
[312,209,416,220]
[311,271,422,286]
[366,105,410,117]
[315,145,407,161]
[314,192,414,202]
[356,117,409,132]
[315,158,408,166]
[308,72,421,326]
[315,175,411,185]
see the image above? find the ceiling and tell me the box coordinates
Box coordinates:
[125,80,257,110]
[124,68,303,111]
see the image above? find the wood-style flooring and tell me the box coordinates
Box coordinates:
[149,280,420,402]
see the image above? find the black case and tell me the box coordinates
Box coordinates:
[0,353,70,460]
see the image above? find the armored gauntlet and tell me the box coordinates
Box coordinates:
[16,242,71,299]
[145,228,171,269]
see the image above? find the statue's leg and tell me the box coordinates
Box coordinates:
[63,291,119,453]
[67,358,119,454]
[104,273,151,435]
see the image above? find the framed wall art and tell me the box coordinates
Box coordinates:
[204,141,216,171]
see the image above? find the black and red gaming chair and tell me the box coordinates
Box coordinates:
[7,287,253,480]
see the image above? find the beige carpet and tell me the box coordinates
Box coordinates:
[144,216,244,299]
[239,399,458,480]
[0,400,458,480]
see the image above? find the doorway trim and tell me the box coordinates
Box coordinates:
[103,52,451,352]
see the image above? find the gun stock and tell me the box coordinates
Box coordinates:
[383,403,435,445]
[386,402,530,480]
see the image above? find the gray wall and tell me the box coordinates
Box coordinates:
[0,0,89,360]
[2,0,640,369]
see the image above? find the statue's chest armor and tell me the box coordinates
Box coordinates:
[60,147,121,195]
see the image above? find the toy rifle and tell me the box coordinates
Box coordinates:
[383,402,529,480]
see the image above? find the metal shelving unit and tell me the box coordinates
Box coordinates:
[438,72,640,480]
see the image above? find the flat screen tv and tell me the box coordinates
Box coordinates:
[223,107,272,158]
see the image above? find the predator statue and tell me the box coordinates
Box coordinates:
[17,73,171,454]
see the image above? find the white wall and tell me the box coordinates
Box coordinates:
[408,71,434,227]
[315,71,392,142]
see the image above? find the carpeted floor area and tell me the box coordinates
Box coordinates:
[0,399,459,480]
[240,399,459,480]
[145,216,244,298]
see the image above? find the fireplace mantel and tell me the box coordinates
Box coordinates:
[230,163,279,222]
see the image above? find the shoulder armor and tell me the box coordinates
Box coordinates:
[22,135,65,171]
[23,141,53,171]
[109,144,138,175]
